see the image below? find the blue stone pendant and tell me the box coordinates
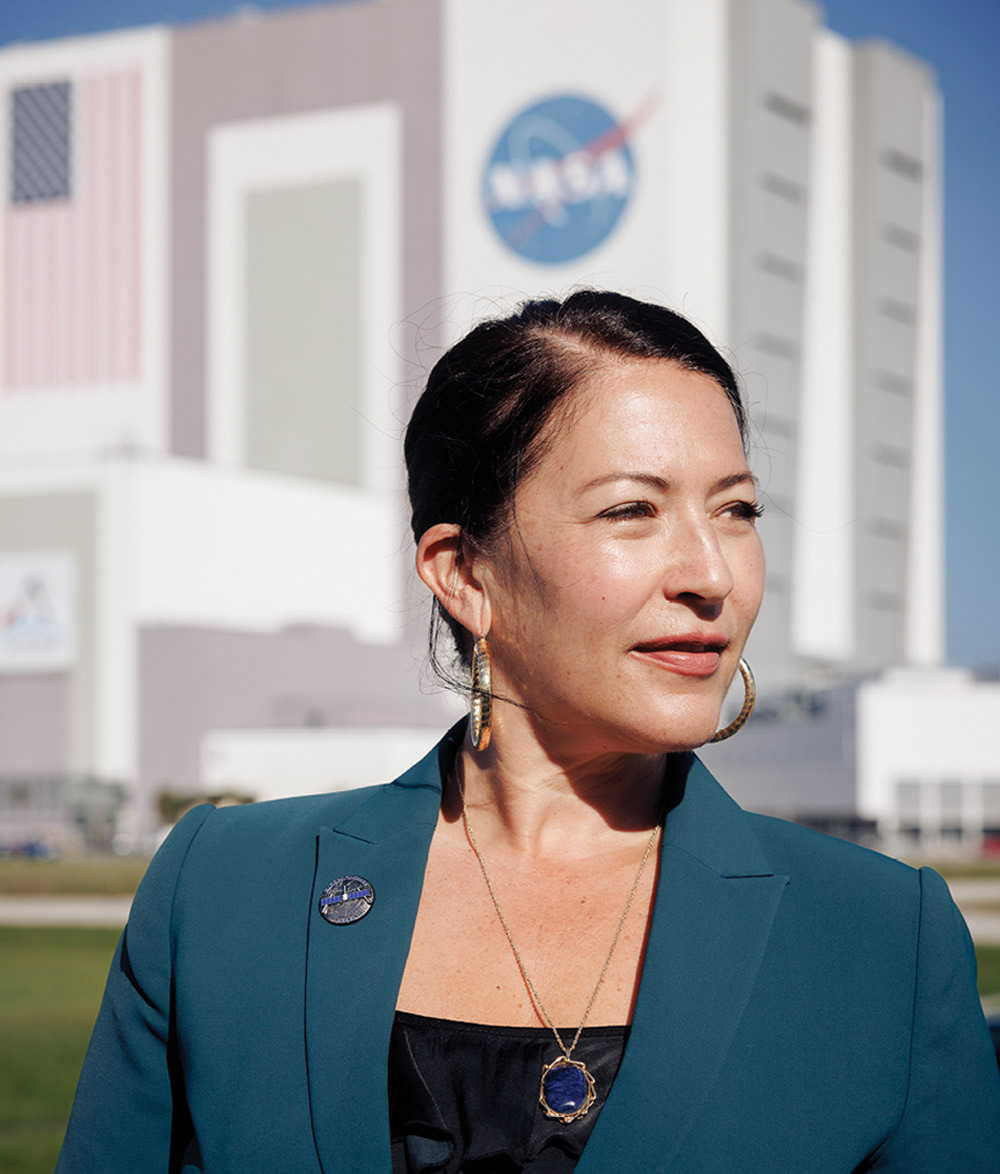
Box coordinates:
[539,1056,596,1124]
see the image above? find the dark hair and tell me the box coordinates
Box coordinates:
[404,290,744,681]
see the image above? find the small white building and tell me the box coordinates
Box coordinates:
[857,668,1000,855]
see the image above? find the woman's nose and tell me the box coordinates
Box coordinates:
[663,513,734,604]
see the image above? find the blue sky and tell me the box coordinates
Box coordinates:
[2,0,997,668]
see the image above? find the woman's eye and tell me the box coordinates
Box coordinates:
[600,501,655,521]
[724,500,764,522]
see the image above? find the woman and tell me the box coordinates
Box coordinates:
[58,292,999,1173]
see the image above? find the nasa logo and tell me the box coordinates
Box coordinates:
[483,94,637,265]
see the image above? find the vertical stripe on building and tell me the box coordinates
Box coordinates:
[3,70,142,390]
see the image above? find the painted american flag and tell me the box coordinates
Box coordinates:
[3,70,142,390]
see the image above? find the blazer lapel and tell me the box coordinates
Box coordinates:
[303,726,460,1174]
[578,754,789,1173]
[304,736,786,1173]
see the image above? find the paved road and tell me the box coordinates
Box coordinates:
[949,881,1000,945]
[946,880,1000,904]
[0,895,132,927]
[964,911,1000,944]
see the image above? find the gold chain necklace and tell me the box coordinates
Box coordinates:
[457,772,661,1124]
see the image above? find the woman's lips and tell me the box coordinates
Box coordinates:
[631,643,726,678]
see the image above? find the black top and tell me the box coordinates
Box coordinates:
[389,1012,630,1173]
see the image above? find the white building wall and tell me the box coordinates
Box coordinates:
[906,85,944,665]
[794,29,855,662]
[857,669,1000,851]
[127,461,400,643]
[442,0,731,343]
[795,33,943,675]
[726,0,818,690]
[850,43,940,670]
[0,459,401,801]
[201,726,448,801]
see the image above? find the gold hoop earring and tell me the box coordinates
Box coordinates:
[470,635,492,751]
[708,658,755,743]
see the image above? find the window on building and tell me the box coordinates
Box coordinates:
[896,780,921,816]
[869,591,904,612]
[761,416,797,440]
[940,781,963,817]
[757,253,803,283]
[763,494,794,514]
[878,297,917,326]
[869,517,907,540]
[753,332,799,361]
[880,147,923,182]
[875,371,913,397]
[983,781,1000,816]
[762,91,811,126]
[871,444,910,470]
[880,224,920,253]
[760,172,806,204]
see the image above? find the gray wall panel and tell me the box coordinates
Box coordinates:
[245,180,362,485]
[138,623,452,795]
[0,675,68,775]
[170,0,442,459]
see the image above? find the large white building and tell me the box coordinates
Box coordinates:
[0,0,946,842]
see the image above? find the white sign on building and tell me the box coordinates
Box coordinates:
[0,552,76,672]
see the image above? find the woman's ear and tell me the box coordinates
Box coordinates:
[416,524,493,638]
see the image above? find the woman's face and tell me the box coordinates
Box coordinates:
[479,357,765,756]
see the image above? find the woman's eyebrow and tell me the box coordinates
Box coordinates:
[579,471,759,493]
[714,471,760,493]
[579,472,670,493]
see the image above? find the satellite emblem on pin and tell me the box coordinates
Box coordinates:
[318,876,375,925]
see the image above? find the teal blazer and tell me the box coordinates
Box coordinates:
[58,724,1000,1172]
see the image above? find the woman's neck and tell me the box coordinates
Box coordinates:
[449,719,668,861]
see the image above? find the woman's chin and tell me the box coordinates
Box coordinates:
[625,695,726,752]
[496,686,726,758]
[565,705,725,758]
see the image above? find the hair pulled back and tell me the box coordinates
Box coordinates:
[404,290,744,680]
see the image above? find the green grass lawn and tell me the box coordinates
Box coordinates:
[0,927,120,1173]
[2,928,998,1173]
[0,856,148,896]
[978,944,1000,1002]
[915,860,1000,881]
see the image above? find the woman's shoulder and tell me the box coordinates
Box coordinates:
[127,783,407,948]
[746,808,908,876]
[684,753,930,910]
[142,733,450,901]
[161,781,395,859]
[744,808,954,922]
